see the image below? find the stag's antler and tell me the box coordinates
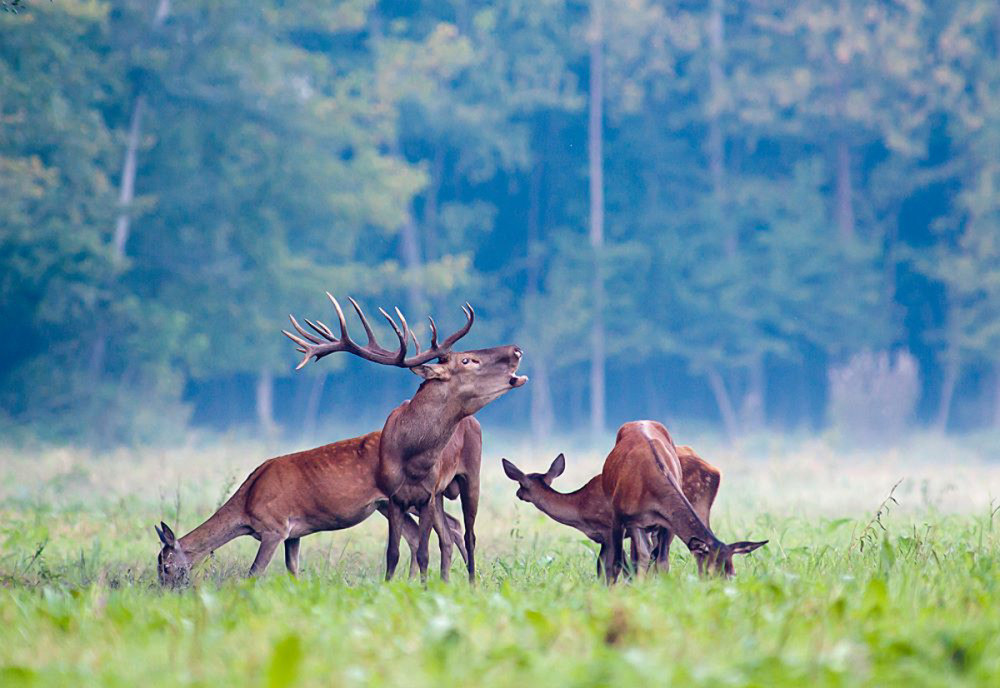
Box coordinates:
[283,294,474,370]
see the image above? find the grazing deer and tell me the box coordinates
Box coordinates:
[501,444,721,577]
[285,295,526,582]
[155,432,465,586]
[601,421,767,581]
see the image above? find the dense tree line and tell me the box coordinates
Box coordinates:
[2,0,999,445]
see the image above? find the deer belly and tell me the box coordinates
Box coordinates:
[289,501,379,537]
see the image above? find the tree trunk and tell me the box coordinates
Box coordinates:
[588,0,606,438]
[707,366,740,443]
[89,0,171,385]
[707,0,733,257]
[993,364,1000,429]
[835,138,855,241]
[935,350,958,434]
[256,369,279,439]
[399,212,426,318]
[531,355,555,443]
[526,146,554,443]
[423,145,446,316]
[740,356,766,431]
[302,371,328,440]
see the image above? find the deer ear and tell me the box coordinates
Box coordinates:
[545,453,566,481]
[411,363,450,381]
[730,540,768,555]
[501,458,525,483]
[157,521,177,547]
[687,537,712,556]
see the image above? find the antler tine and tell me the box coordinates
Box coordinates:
[347,297,379,348]
[312,320,336,340]
[437,303,474,349]
[326,293,351,341]
[394,307,411,349]
[285,294,474,370]
[303,318,335,342]
[281,328,317,370]
[427,316,439,349]
[399,302,476,366]
[288,315,324,345]
[282,326,310,352]
[378,307,409,363]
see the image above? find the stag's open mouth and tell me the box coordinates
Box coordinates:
[509,374,528,387]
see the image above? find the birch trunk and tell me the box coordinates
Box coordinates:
[588,0,606,438]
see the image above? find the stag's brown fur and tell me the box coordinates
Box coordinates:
[388,416,481,582]
[156,431,465,586]
[601,421,766,581]
[285,296,525,583]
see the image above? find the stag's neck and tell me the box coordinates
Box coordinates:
[397,381,467,453]
[178,503,247,565]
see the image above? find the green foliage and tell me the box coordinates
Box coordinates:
[3,0,1000,441]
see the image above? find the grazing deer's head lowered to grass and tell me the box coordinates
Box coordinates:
[601,421,767,581]
[155,522,191,587]
[285,295,526,582]
[502,444,727,578]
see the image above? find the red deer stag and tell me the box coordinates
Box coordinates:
[155,432,465,587]
[602,421,766,582]
[285,295,526,582]
[501,444,720,577]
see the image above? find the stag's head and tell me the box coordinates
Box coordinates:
[687,537,767,578]
[155,522,191,587]
[283,295,527,415]
[501,454,565,503]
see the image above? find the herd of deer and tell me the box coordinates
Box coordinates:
[155,295,766,587]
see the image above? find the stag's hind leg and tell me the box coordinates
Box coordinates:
[414,498,436,584]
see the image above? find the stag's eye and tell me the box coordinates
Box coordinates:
[462,358,470,364]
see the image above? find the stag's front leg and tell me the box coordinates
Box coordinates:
[415,498,437,584]
[433,494,453,582]
[385,500,404,581]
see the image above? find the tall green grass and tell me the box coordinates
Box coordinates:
[2,437,999,687]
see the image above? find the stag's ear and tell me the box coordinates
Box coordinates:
[501,458,525,483]
[411,363,451,381]
[157,521,177,547]
[730,540,768,555]
[687,537,712,556]
[545,453,566,482]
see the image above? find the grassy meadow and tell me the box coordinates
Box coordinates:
[2,431,1000,687]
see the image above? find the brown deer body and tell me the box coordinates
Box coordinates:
[387,415,481,582]
[601,421,767,581]
[501,444,721,577]
[284,295,526,582]
[155,432,465,586]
